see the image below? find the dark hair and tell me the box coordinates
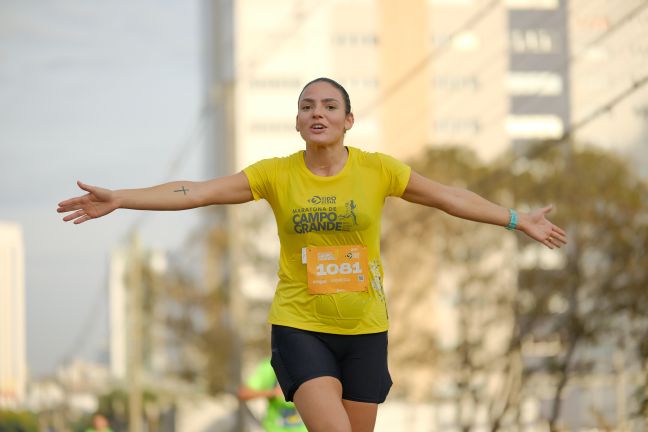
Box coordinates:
[299,77,352,115]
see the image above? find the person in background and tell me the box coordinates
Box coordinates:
[238,358,307,432]
[85,414,113,432]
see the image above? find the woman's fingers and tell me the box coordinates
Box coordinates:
[542,204,554,215]
[57,181,96,208]
[77,180,94,193]
[553,225,567,237]
[551,229,567,245]
[57,202,84,213]
[541,225,567,249]
[73,214,92,224]
[58,182,109,224]
[543,238,556,249]
[57,196,86,208]
[62,209,86,222]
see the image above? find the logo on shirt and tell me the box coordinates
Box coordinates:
[292,199,358,234]
[338,200,358,226]
[308,195,336,205]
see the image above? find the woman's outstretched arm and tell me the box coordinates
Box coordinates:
[57,172,254,224]
[401,171,567,249]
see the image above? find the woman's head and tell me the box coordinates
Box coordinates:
[298,77,351,115]
[296,78,354,146]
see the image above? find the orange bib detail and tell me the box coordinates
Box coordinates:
[305,245,370,294]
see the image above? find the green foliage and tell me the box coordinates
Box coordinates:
[0,410,38,432]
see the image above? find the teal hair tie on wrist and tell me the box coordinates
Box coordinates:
[506,208,518,230]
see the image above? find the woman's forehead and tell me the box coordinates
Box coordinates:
[299,81,342,101]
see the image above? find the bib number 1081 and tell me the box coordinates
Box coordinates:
[316,262,362,276]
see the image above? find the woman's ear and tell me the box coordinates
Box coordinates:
[344,112,355,132]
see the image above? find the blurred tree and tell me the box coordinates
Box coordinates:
[382,143,648,430]
[505,142,648,431]
[383,146,523,429]
[161,208,280,391]
[0,410,38,432]
[160,225,236,395]
[93,388,159,432]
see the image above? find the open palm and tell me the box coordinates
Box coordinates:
[57,181,119,224]
[523,205,567,249]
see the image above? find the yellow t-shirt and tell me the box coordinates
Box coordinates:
[243,146,411,334]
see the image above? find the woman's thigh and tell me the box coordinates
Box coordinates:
[342,399,378,432]
[293,376,352,432]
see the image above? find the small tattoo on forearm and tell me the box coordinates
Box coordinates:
[174,186,189,195]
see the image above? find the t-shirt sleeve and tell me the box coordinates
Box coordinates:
[242,158,277,202]
[245,359,277,391]
[378,153,412,197]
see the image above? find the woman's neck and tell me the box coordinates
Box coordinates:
[303,143,348,177]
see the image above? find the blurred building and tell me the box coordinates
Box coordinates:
[507,0,571,152]
[570,0,648,159]
[27,359,109,413]
[26,359,113,431]
[204,0,647,167]
[0,222,27,409]
[108,245,170,382]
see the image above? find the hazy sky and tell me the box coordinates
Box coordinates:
[0,0,205,377]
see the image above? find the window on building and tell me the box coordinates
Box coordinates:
[432,31,480,52]
[341,78,379,89]
[249,122,295,133]
[506,115,563,139]
[429,0,475,5]
[507,72,562,95]
[249,79,301,89]
[510,29,558,53]
[506,0,558,9]
[582,47,608,62]
[453,32,480,51]
[435,118,480,134]
[434,75,479,91]
[333,33,379,46]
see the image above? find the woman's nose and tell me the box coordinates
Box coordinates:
[312,104,324,117]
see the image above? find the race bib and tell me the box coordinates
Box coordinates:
[304,245,369,294]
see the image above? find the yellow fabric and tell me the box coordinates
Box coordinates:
[243,146,411,334]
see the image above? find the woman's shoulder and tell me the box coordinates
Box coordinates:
[349,146,403,168]
[248,150,302,170]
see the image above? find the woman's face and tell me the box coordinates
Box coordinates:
[296,81,354,147]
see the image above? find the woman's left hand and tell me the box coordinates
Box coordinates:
[519,205,567,249]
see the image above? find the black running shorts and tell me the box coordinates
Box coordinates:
[270,324,392,403]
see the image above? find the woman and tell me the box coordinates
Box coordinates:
[58,77,567,432]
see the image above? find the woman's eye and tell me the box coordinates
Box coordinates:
[326,105,336,110]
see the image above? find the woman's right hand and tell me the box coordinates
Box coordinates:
[57,181,120,224]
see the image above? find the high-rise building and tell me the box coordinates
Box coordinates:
[206,0,647,170]
[0,222,27,409]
